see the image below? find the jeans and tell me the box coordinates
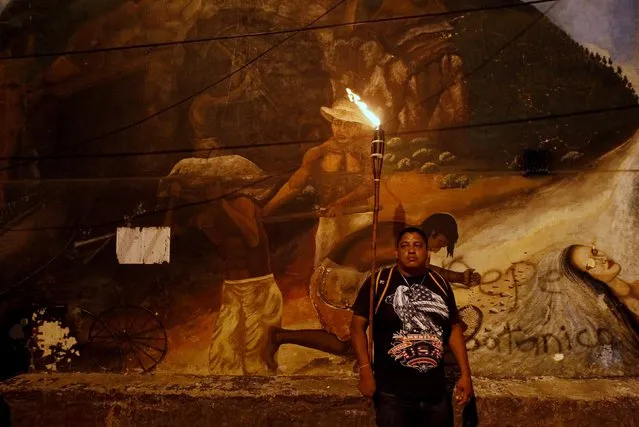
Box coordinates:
[373,391,453,427]
[462,395,479,427]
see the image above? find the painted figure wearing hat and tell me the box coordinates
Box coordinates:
[263,98,378,267]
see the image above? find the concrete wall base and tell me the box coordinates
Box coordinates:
[1,374,638,426]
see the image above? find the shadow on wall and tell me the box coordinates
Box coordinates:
[0,395,11,427]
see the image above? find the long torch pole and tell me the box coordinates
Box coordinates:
[368,127,385,362]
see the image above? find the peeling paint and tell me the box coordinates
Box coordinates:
[31,309,79,371]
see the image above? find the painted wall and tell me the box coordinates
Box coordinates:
[0,0,638,379]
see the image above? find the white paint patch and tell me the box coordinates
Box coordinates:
[34,321,77,358]
[116,227,170,264]
[31,309,79,371]
[553,353,564,362]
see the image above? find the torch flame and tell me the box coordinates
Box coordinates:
[346,88,381,129]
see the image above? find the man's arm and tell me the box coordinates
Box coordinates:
[449,322,473,406]
[350,314,376,398]
[430,265,462,283]
[221,196,260,248]
[441,274,474,407]
[431,265,481,287]
[263,146,322,216]
[327,175,373,216]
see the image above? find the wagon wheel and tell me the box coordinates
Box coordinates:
[458,305,483,341]
[73,308,123,372]
[97,305,168,373]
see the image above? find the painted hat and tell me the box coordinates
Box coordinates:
[320,98,374,127]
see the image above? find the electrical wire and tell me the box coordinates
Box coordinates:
[0,0,556,61]
[3,102,637,162]
[0,167,294,232]
[0,0,570,166]
[0,0,349,173]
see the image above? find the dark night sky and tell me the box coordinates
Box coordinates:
[533,0,637,65]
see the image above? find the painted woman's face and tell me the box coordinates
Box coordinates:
[570,245,621,283]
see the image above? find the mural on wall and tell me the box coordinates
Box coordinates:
[0,0,638,379]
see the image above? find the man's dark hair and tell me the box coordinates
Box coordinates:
[420,213,459,257]
[395,226,428,247]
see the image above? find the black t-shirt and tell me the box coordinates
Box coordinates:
[352,265,459,399]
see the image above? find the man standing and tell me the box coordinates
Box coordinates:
[350,226,473,426]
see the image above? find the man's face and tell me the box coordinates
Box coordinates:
[395,232,429,270]
[331,119,365,143]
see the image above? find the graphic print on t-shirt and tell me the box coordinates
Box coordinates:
[385,283,449,373]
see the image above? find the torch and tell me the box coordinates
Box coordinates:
[346,89,384,363]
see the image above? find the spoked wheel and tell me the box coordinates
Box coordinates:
[72,308,123,372]
[458,305,483,341]
[97,305,168,373]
